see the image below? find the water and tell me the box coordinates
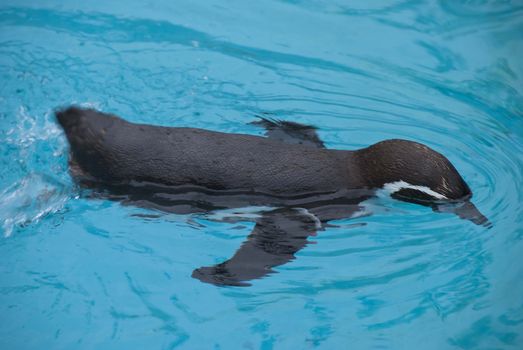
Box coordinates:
[1,1,522,349]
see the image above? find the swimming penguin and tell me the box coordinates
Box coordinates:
[56,106,489,286]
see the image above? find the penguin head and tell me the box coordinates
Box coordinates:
[356,139,489,226]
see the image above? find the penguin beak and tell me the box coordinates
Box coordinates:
[433,201,491,228]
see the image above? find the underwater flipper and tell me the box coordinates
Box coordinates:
[250,115,325,148]
[192,208,321,286]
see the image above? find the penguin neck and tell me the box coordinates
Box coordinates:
[351,148,405,190]
[331,150,369,190]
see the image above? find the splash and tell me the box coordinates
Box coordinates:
[5,106,63,149]
[0,173,70,237]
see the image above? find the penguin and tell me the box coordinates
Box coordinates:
[56,107,489,286]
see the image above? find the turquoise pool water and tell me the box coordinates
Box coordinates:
[1,1,522,349]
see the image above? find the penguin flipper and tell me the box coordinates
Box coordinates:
[192,208,320,286]
[250,116,326,148]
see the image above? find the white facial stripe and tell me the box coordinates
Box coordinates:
[383,180,448,200]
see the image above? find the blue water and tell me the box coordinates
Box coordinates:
[1,1,522,349]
